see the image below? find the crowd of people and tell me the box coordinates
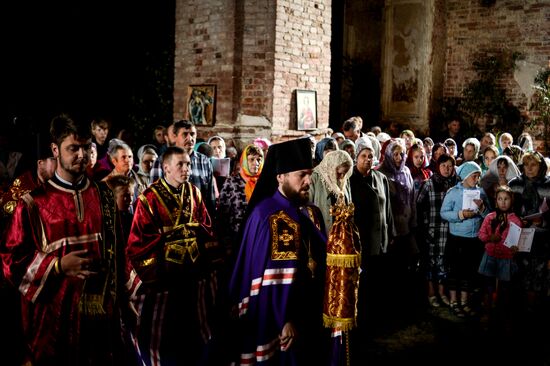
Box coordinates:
[0,113,549,365]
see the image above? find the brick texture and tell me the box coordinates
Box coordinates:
[174,0,331,144]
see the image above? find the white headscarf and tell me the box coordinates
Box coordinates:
[314,150,353,198]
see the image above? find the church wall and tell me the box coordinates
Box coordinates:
[174,0,332,146]
[443,0,550,148]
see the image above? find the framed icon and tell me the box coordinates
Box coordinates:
[296,89,317,130]
[185,84,216,125]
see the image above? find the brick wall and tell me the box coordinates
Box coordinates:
[444,0,550,109]
[174,0,332,145]
[272,0,332,137]
[444,0,550,150]
[174,0,236,128]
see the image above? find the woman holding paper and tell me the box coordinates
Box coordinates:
[441,161,490,317]
[478,186,522,312]
[508,151,550,313]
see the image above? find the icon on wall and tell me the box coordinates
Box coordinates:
[296,89,317,130]
[185,84,216,126]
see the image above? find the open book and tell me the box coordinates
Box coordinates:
[504,222,535,252]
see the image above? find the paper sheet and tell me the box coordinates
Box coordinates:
[212,158,231,177]
[462,189,480,211]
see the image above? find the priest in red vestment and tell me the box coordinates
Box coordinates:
[127,146,221,366]
[1,114,141,366]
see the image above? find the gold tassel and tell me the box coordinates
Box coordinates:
[322,314,357,331]
[326,253,361,268]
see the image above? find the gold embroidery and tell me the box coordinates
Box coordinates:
[270,211,300,260]
[3,201,16,215]
[139,257,157,267]
[306,206,322,231]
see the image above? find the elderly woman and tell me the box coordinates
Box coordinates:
[208,135,226,159]
[136,144,158,188]
[378,139,416,255]
[350,138,394,333]
[308,150,353,235]
[508,152,550,313]
[218,144,264,257]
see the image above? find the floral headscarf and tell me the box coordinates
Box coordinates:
[239,144,264,202]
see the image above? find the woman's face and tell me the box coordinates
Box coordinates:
[423,143,433,157]
[448,145,456,156]
[412,150,424,168]
[336,163,351,181]
[496,191,512,212]
[484,150,496,167]
[439,160,454,178]
[500,137,512,150]
[140,152,157,174]
[433,146,445,161]
[497,161,508,178]
[392,146,403,168]
[356,149,373,175]
[210,139,225,159]
[523,158,540,179]
[247,154,263,175]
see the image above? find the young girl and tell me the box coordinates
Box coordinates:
[406,143,432,194]
[441,161,490,317]
[478,186,521,311]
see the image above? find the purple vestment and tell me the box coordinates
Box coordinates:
[230,190,328,365]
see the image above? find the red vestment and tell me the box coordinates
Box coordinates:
[127,178,220,366]
[0,170,40,220]
[1,176,140,365]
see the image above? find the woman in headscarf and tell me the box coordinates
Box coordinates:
[314,137,338,166]
[377,139,418,277]
[480,155,520,208]
[508,152,550,313]
[416,153,458,308]
[428,142,448,174]
[308,150,353,235]
[135,144,158,189]
[208,135,226,159]
[218,144,264,257]
[405,143,432,194]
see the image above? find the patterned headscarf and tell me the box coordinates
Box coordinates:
[313,150,353,198]
[239,144,264,202]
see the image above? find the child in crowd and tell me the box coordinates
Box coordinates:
[478,186,521,311]
[441,161,490,317]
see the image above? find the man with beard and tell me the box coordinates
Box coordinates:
[127,146,221,365]
[1,114,140,366]
[230,138,328,365]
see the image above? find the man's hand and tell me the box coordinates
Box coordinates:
[60,249,97,279]
[279,322,296,351]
